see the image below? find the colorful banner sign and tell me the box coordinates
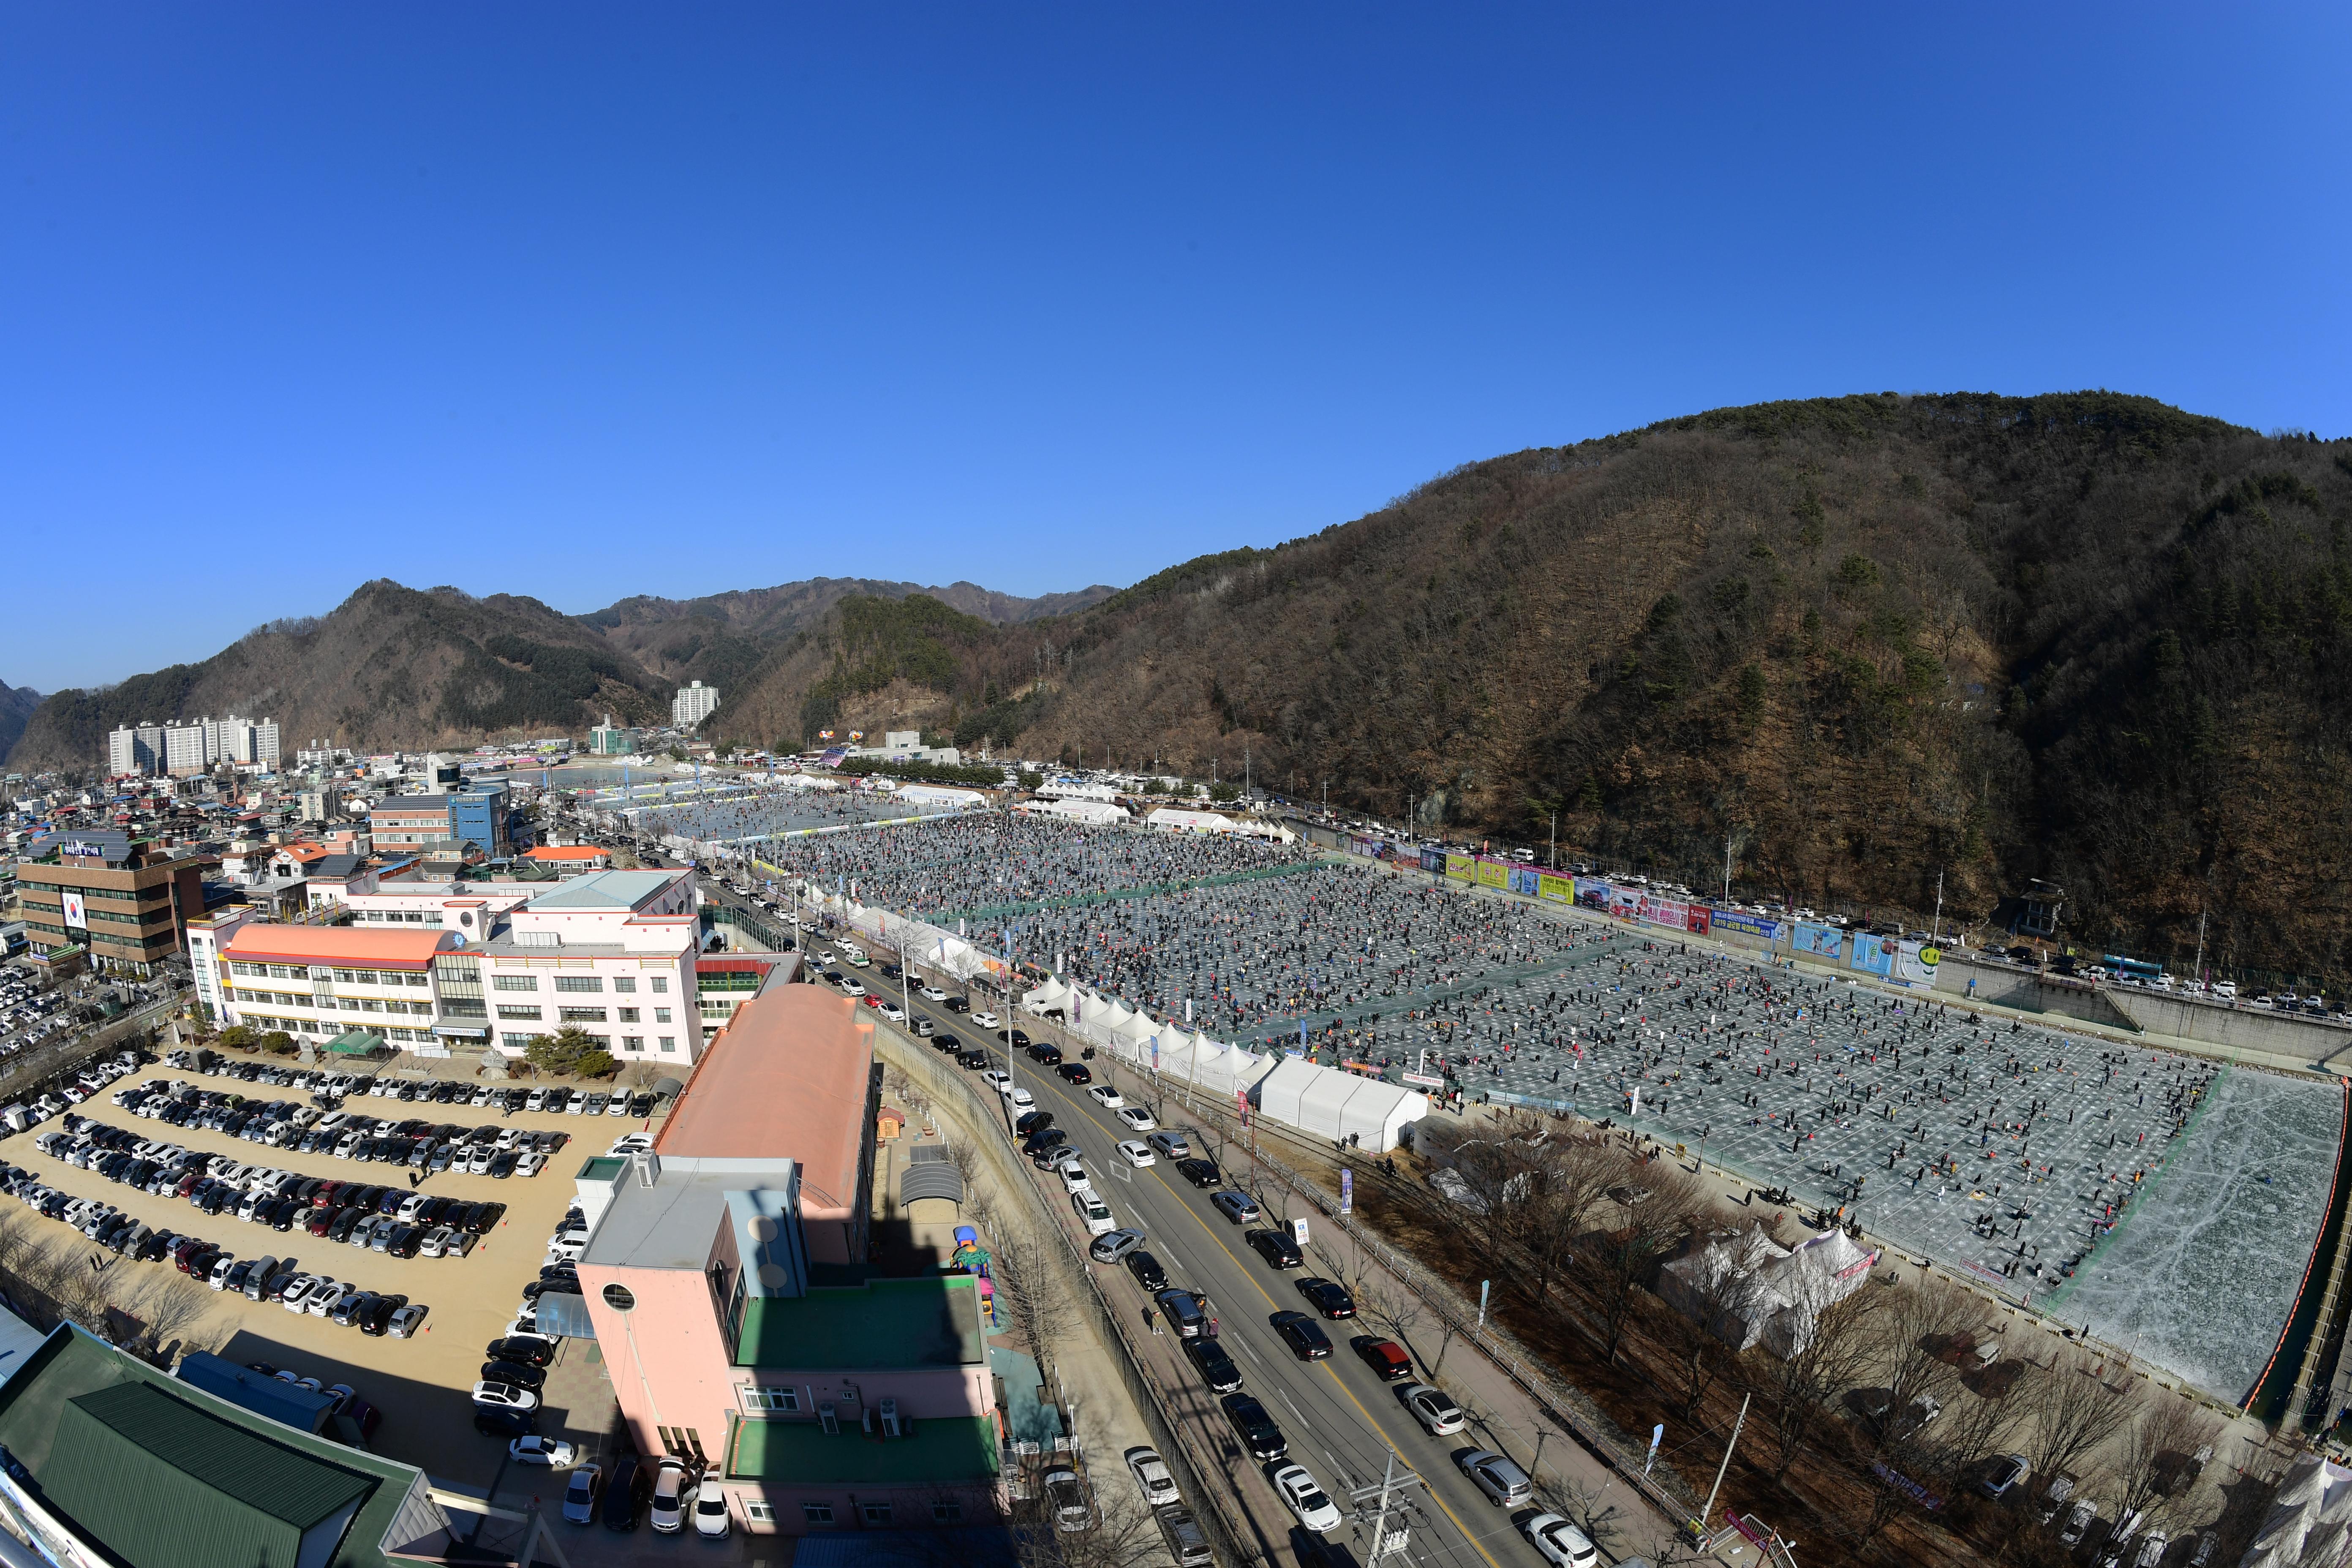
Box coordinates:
[1708,908,1783,942]
[1791,922,1845,959]
[1537,872,1575,904]
[1445,852,1476,882]
[1475,860,1509,890]
[1419,847,1446,873]
[1848,934,1896,978]
[1895,940,1941,988]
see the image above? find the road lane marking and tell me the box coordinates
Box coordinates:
[1020,1056,1510,1568]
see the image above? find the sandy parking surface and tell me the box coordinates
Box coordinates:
[0,1062,642,1491]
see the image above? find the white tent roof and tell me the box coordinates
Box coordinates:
[1250,1057,1426,1151]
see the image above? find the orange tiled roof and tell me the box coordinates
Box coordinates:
[221,924,457,970]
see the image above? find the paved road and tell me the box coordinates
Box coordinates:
[876,969,1561,1568]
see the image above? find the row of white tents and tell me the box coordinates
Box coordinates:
[1018,976,1427,1152]
[779,885,1427,1150]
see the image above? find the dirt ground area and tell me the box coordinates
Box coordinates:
[0,1060,635,1494]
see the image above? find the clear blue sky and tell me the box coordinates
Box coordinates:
[4,5,2346,691]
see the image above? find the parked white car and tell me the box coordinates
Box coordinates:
[1116,1106,1158,1133]
[1073,1190,1117,1235]
[1088,1085,1126,1109]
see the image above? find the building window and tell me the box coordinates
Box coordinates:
[621,1036,644,1051]
[497,1006,543,1021]
[860,1504,892,1526]
[616,1007,640,1024]
[659,1037,676,1053]
[744,1500,776,1524]
[932,1502,964,1523]
[740,1387,800,1413]
[654,1007,672,1024]
[493,974,538,992]
[613,975,637,994]
[555,975,603,994]
[651,976,669,994]
[558,1007,607,1024]
[802,1504,834,1526]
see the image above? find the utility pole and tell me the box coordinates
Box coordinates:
[2194,907,2208,984]
[1693,1391,1750,1546]
[1549,812,1557,871]
[1932,867,1945,944]
[1349,1452,1424,1563]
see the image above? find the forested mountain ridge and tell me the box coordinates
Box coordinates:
[584,576,1113,692]
[5,581,672,768]
[718,392,2352,978]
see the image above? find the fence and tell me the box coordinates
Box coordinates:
[0,991,185,1108]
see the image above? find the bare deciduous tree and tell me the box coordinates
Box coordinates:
[1863,1276,1975,1454]
[2019,1346,2142,1488]
[2110,1394,2224,1532]
[1745,1274,1885,1481]
[1585,1165,1709,1364]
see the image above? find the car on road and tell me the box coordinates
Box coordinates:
[1055,1063,1092,1085]
[1521,1513,1600,1568]
[1455,1449,1533,1506]
[602,1456,647,1532]
[1271,1310,1333,1360]
[1295,1277,1356,1319]
[878,1003,906,1023]
[1155,1288,1210,1337]
[1115,1106,1158,1133]
[1124,1250,1168,1292]
[1211,1191,1261,1224]
[1073,1190,1116,1235]
[1147,1132,1191,1160]
[1399,1383,1466,1435]
[1175,1158,1221,1188]
[1116,1139,1155,1167]
[509,1435,577,1467]
[649,1459,692,1533]
[1126,1447,1179,1508]
[1273,1464,1342,1534]
[562,1463,603,1525]
[1089,1228,1145,1263]
[1059,1163,1094,1194]
[1247,1228,1303,1268]
[920,986,948,1002]
[1087,1085,1126,1109]
[471,1380,539,1412]
[980,1070,1011,1092]
[1352,1337,1414,1381]
[473,1407,538,1440]
[970,1012,1001,1029]
[1982,1453,2031,1499]
[693,1486,730,1540]
[1221,1393,1287,1461]
[389,1303,429,1338]
[1185,1337,1242,1392]
[1045,1468,1092,1533]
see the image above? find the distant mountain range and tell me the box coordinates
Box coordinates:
[0,575,1114,776]
[7,392,2348,975]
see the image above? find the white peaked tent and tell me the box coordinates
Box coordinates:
[1020,977,1074,1016]
[1114,1010,1160,1050]
[1250,1057,1428,1152]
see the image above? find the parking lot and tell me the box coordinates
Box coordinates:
[0,1055,634,1496]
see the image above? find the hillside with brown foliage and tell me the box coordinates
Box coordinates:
[720,393,2352,979]
[6,580,672,768]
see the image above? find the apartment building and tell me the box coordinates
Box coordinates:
[673,680,721,728]
[576,986,998,1537]
[106,715,279,778]
[368,796,456,851]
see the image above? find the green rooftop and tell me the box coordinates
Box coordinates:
[0,1326,437,1568]
[735,1276,983,1370]
[726,1413,999,1485]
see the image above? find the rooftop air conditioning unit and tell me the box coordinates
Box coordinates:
[819,1402,838,1435]
[880,1398,902,1438]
